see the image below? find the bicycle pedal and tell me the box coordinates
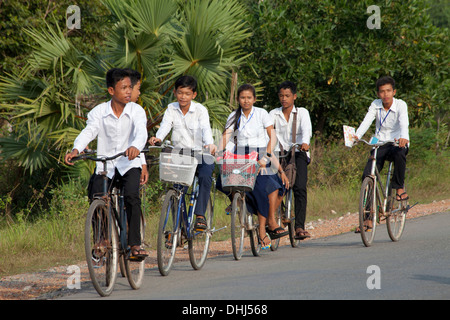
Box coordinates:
[282,218,291,224]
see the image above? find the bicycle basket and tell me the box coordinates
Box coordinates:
[219,159,259,192]
[159,153,198,186]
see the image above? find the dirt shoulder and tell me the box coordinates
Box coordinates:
[1,199,449,300]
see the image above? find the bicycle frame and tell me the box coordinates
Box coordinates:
[367,145,394,216]
[173,176,200,241]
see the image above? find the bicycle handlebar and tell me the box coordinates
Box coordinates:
[278,143,304,158]
[70,150,127,163]
[356,139,399,147]
[142,141,214,157]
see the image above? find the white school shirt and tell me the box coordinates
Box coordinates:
[269,106,312,152]
[225,106,273,148]
[155,101,214,150]
[355,98,409,142]
[73,100,148,179]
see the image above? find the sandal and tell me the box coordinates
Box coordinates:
[396,192,409,201]
[128,246,148,261]
[259,234,271,250]
[266,226,289,239]
[194,215,207,231]
[355,221,373,233]
[294,228,311,240]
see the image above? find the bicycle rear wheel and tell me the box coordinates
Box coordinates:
[157,189,179,276]
[386,189,407,242]
[124,213,146,289]
[230,193,245,260]
[284,189,299,248]
[270,206,282,251]
[85,199,118,297]
[189,197,213,270]
[359,177,377,247]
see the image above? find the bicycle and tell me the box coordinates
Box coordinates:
[219,154,262,260]
[276,143,303,249]
[154,143,222,276]
[70,150,146,296]
[355,139,417,247]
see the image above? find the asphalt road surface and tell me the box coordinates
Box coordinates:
[60,211,450,301]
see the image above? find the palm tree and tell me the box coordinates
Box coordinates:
[0,0,252,177]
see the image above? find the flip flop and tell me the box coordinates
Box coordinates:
[128,246,148,261]
[266,226,289,239]
[396,192,409,201]
[259,234,271,250]
[194,216,207,231]
[294,228,311,240]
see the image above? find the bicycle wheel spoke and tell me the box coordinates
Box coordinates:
[359,178,377,247]
[157,190,178,276]
[231,193,245,260]
[189,197,212,270]
[386,190,406,241]
[85,200,118,297]
[125,214,146,289]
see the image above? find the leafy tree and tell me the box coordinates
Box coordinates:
[0,0,252,216]
[240,0,449,139]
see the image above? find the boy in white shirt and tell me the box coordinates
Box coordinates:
[355,76,410,202]
[269,81,312,240]
[148,76,216,231]
[65,68,149,260]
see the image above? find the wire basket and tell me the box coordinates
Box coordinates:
[219,159,259,192]
[159,153,198,186]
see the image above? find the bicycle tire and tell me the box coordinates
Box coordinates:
[85,199,118,297]
[359,177,377,247]
[230,193,245,260]
[124,213,146,289]
[386,188,407,242]
[189,197,212,270]
[270,206,282,251]
[284,189,299,248]
[157,189,179,276]
[249,208,261,256]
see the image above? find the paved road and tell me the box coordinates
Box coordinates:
[61,211,450,301]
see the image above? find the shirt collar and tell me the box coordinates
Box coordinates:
[174,101,197,114]
[104,100,132,118]
[375,98,398,112]
[241,106,255,119]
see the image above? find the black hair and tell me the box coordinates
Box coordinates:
[174,75,197,92]
[226,84,256,134]
[106,68,131,89]
[376,76,395,91]
[278,81,297,94]
[123,68,141,87]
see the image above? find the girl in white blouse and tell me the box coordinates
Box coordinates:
[218,84,289,249]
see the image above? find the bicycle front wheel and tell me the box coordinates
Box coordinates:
[189,197,212,270]
[386,189,406,242]
[359,177,378,247]
[157,189,179,276]
[124,213,146,289]
[85,199,118,297]
[249,208,261,257]
[230,193,245,260]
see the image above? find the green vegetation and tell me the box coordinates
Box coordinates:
[0,0,448,277]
